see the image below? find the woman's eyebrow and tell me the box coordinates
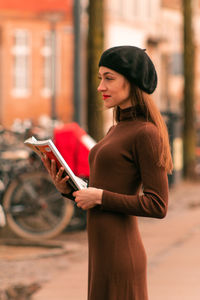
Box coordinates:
[98,71,115,76]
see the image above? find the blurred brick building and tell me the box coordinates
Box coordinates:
[1,0,200,131]
[0,0,74,127]
[104,0,200,116]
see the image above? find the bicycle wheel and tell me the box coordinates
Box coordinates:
[3,171,74,240]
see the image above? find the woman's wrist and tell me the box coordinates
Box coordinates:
[58,185,73,195]
[96,189,103,205]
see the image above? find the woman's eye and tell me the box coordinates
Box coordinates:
[105,77,113,80]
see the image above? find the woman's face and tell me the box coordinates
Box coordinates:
[97,66,132,109]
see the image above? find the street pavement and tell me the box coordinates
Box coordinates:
[33,180,200,300]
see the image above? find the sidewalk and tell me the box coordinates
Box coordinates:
[33,258,88,300]
[143,205,200,300]
[33,180,200,300]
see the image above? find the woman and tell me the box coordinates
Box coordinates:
[43,46,173,300]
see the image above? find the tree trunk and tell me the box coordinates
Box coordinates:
[87,0,104,141]
[183,0,196,178]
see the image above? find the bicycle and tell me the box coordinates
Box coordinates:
[0,129,74,240]
[2,171,74,240]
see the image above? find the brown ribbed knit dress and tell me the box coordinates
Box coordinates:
[87,107,169,300]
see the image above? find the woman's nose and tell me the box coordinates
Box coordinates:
[97,80,106,92]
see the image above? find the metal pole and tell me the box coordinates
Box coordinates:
[51,23,57,120]
[73,0,81,124]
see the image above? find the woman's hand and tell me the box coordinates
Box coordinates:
[42,155,72,194]
[73,188,103,210]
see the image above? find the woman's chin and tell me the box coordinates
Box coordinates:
[103,102,114,109]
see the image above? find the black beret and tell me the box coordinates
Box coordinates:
[98,45,157,94]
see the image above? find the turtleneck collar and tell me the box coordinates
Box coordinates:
[118,105,144,122]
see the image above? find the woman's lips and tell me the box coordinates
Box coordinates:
[103,95,111,100]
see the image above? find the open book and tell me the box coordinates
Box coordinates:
[24,136,88,191]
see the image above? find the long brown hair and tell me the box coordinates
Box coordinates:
[114,85,173,174]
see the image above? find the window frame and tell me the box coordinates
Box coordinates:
[11,29,31,98]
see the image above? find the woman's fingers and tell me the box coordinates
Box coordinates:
[42,154,51,171]
[54,167,68,182]
[41,156,72,194]
[57,167,64,178]
[61,174,70,183]
[43,157,60,181]
[73,188,103,210]
[51,159,57,176]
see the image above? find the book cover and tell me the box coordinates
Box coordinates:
[24,136,87,191]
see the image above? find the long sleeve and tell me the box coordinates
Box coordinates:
[101,125,169,218]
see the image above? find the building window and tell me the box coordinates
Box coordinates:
[41,31,53,98]
[170,53,183,75]
[11,29,30,98]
